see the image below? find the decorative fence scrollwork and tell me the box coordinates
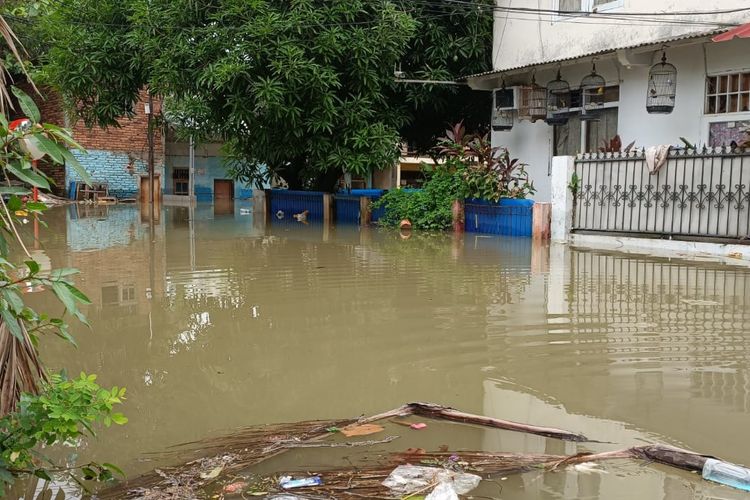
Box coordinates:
[573,147,750,241]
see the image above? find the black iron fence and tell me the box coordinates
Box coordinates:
[573,147,750,241]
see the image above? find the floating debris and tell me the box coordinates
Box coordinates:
[99,402,741,499]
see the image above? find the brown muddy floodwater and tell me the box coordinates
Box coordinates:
[10,203,750,499]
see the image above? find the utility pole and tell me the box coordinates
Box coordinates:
[147,92,155,210]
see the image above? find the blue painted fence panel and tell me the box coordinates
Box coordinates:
[464,198,534,237]
[334,195,361,224]
[269,189,326,222]
[334,189,387,224]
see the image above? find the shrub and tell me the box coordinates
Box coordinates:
[373,166,462,230]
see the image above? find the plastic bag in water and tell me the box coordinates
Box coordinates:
[382,465,481,495]
[425,482,459,500]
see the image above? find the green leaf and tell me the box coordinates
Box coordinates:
[12,87,41,123]
[1,309,23,341]
[51,281,77,314]
[110,413,128,425]
[50,268,79,279]
[0,186,31,195]
[33,469,52,482]
[102,462,125,477]
[60,149,93,186]
[0,466,14,484]
[1,289,24,313]
[62,282,91,304]
[5,162,51,190]
[25,260,40,275]
[26,202,48,212]
[54,324,78,347]
[26,134,67,164]
[7,195,22,211]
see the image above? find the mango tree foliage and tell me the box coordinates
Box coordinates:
[393,0,494,155]
[43,0,417,189]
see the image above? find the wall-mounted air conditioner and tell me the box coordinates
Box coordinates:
[493,86,522,111]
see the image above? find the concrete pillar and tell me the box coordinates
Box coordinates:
[532,202,551,240]
[323,193,333,225]
[359,196,371,226]
[551,156,575,243]
[452,199,465,233]
[252,189,268,220]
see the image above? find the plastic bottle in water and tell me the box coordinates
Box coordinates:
[702,458,750,492]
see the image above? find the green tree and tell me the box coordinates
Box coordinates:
[393,0,493,156]
[42,0,417,189]
[39,0,494,190]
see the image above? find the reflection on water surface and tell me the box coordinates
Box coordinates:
[13,203,750,499]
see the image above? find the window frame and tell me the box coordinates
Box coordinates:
[554,0,623,19]
[704,71,750,116]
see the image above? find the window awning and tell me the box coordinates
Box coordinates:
[712,22,750,42]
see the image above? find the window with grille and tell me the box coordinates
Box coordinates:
[705,73,750,115]
[173,168,189,195]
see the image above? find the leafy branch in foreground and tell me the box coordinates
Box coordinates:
[0,372,127,491]
[0,87,125,495]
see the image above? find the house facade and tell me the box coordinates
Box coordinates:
[467,0,750,202]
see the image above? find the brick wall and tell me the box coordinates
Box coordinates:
[23,85,165,199]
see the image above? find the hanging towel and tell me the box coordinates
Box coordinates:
[645,145,670,174]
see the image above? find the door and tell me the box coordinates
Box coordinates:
[214,179,233,200]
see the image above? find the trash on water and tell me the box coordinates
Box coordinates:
[340,423,384,437]
[680,299,721,306]
[223,481,248,493]
[199,465,223,480]
[275,210,285,219]
[425,481,459,500]
[279,475,323,489]
[382,465,481,496]
[410,422,428,430]
[572,462,607,474]
[702,458,750,492]
[293,210,309,222]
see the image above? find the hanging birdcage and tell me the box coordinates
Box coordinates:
[518,74,547,122]
[492,107,514,131]
[580,62,606,121]
[545,70,570,125]
[492,84,515,131]
[646,52,677,114]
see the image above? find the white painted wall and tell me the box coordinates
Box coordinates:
[493,0,750,72]
[487,37,750,201]
[491,59,622,201]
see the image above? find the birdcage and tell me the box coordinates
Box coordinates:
[545,70,571,125]
[492,107,514,131]
[492,85,515,131]
[580,63,606,121]
[517,75,547,122]
[646,52,677,114]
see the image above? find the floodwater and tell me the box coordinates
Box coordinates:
[11,203,750,499]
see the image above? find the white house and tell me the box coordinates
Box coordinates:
[467,1,750,202]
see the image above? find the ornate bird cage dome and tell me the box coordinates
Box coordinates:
[646,51,677,114]
[518,74,547,123]
[580,62,606,121]
[545,70,571,125]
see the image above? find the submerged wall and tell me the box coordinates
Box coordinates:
[165,141,254,201]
